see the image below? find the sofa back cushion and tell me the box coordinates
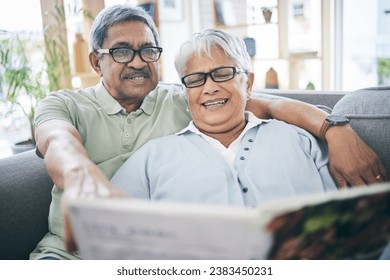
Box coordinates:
[332,86,390,179]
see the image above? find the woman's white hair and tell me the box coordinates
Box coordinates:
[174,29,252,78]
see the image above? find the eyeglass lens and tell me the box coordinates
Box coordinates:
[183,67,236,88]
[112,47,161,63]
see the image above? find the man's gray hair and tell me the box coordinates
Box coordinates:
[174,29,252,78]
[90,5,159,51]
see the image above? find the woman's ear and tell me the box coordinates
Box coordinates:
[89,52,102,76]
[246,72,254,99]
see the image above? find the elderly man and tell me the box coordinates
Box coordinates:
[30,5,385,260]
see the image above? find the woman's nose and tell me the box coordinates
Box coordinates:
[202,75,219,95]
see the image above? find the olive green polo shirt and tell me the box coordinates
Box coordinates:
[30,82,191,260]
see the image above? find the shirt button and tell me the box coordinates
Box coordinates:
[242,188,248,193]
[248,139,253,142]
[244,147,249,151]
[240,156,245,160]
[124,132,130,138]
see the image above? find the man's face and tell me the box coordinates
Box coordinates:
[96,21,159,107]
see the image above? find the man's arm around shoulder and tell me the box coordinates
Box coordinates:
[246,97,387,187]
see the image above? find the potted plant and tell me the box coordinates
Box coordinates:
[0,30,48,153]
[378,58,390,85]
[261,7,273,23]
[0,3,89,155]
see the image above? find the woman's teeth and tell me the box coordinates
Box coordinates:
[203,99,228,109]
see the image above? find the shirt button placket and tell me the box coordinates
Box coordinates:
[240,137,254,194]
[123,116,133,147]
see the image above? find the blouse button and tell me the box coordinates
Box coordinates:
[240,156,245,160]
[244,147,249,151]
[242,188,248,193]
[248,139,253,142]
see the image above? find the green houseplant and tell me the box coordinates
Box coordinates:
[0,30,48,152]
[0,2,74,154]
[378,58,390,85]
[261,7,273,23]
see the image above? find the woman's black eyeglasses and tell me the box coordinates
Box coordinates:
[181,66,247,88]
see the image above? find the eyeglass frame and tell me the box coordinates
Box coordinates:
[181,66,247,88]
[96,46,163,63]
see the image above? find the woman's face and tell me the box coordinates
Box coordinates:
[184,46,253,134]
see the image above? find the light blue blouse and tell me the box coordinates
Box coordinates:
[111,119,337,207]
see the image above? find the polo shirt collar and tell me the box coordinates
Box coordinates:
[176,111,270,135]
[95,82,125,115]
[95,81,155,116]
[138,88,156,116]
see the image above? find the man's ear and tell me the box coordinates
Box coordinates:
[89,52,102,76]
[246,72,254,99]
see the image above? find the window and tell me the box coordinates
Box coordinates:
[338,0,390,90]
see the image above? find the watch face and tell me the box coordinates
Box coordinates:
[326,115,349,125]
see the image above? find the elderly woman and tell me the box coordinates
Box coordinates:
[111,29,337,206]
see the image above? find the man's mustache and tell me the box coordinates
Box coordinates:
[122,69,151,79]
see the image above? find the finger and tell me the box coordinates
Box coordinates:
[363,161,387,185]
[336,168,366,187]
[63,211,77,253]
[331,170,349,189]
[377,161,387,181]
[359,167,380,185]
[61,195,77,253]
[366,155,387,183]
[346,175,366,187]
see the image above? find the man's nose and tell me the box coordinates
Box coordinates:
[126,53,146,68]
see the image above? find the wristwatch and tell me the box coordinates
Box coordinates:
[319,115,349,140]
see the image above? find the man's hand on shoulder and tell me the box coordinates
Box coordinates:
[326,125,387,187]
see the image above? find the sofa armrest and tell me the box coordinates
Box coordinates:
[0,150,53,260]
[332,86,390,178]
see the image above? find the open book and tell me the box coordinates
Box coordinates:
[68,183,390,260]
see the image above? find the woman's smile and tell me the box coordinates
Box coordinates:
[201,98,229,109]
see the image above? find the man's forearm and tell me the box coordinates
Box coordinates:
[265,99,328,138]
[35,121,94,190]
[246,97,329,137]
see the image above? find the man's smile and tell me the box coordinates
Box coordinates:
[122,76,147,80]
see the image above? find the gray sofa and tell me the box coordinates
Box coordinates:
[0,86,389,260]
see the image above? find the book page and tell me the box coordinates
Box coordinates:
[69,200,273,260]
[257,183,390,259]
[69,183,390,260]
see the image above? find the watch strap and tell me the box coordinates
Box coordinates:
[319,119,330,141]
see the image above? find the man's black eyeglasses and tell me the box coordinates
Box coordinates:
[97,47,163,63]
[181,66,247,88]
